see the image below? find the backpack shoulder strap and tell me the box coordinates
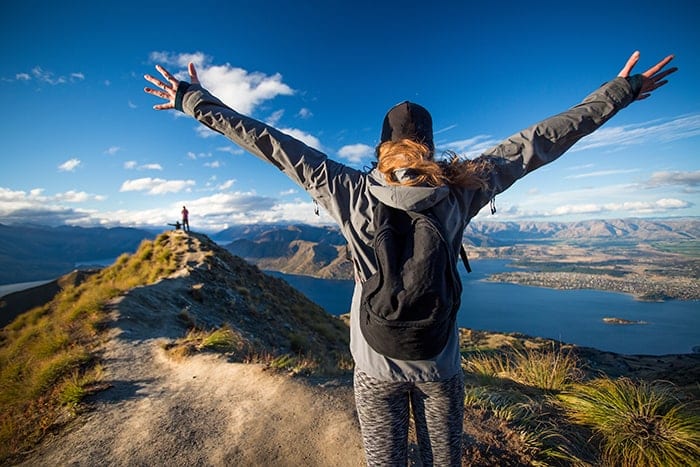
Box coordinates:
[459,245,472,273]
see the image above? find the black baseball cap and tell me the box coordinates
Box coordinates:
[380,101,434,151]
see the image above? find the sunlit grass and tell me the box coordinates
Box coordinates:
[559,377,700,467]
[463,344,699,466]
[464,344,582,392]
[0,233,178,462]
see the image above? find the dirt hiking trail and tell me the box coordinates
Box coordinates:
[19,310,364,466]
[17,232,365,466]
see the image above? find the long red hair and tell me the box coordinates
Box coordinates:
[376,139,490,190]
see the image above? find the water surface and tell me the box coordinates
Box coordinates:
[270,260,700,355]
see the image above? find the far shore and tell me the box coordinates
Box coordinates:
[486,271,700,302]
[0,280,53,298]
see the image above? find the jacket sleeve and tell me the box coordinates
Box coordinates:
[467,76,642,218]
[177,83,363,225]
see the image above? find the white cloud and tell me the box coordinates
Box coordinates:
[0,186,322,229]
[58,158,81,172]
[32,66,64,84]
[549,203,604,216]
[123,161,162,171]
[337,143,374,164]
[218,179,235,190]
[195,125,219,138]
[0,187,105,226]
[567,163,596,171]
[104,146,121,156]
[279,128,322,150]
[443,114,700,160]
[149,51,294,115]
[487,197,692,220]
[573,114,700,152]
[256,200,335,225]
[298,108,313,119]
[187,151,212,160]
[204,160,221,168]
[21,66,82,85]
[565,168,640,180]
[140,163,163,171]
[280,189,297,196]
[55,190,91,203]
[0,187,34,203]
[267,109,285,126]
[119,177,195,195]
[442,135,501,158]
[644,170,700,191]
[655,198,690,209]
[160,191,286,229]
[434,124,458,135]
[217,146,244,156]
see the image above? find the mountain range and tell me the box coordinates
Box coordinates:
[0,218,697,286]
[220,217,700,278]
[0,224,153,285]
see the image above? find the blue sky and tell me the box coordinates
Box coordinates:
[1,0,698,232]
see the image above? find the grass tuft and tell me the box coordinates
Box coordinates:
[464,344,582,392]
[558,377,700,467]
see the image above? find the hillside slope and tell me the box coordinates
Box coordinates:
[12,231,362,466]
[8,231,698,466]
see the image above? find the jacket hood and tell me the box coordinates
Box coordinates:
[369,169,449,211]
[380,101,434,151]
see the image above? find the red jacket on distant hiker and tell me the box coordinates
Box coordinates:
[181,206,190,232]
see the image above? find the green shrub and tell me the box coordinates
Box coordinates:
[200,327,240,352]
[559,377,700,467]
[512,346,581,392]
[464,345,581,392]
[58,372,86,407]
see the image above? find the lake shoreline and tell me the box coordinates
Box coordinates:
[272,260,700,356]
[486,270,700,301]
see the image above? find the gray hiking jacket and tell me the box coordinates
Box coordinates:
[176,76,641,382]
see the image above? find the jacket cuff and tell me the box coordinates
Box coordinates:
[626,74,644,99]
[174,81,190,112]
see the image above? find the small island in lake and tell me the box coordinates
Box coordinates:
[602,317,648,325]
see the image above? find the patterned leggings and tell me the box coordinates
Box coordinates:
[353,369,464,466]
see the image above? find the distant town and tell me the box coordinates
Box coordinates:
[487,270,700,301]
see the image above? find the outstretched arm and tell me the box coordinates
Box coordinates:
[144,62,363,227]
[468,52,677,218]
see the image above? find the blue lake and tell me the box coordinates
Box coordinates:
[269,260,700,356]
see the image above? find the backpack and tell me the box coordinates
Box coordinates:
[359,200,469,360]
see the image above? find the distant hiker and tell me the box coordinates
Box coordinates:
[181,206,190,232]
[146,51,676,466]
[167,221,181,230]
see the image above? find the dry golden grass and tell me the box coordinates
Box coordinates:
[0,233,178,462]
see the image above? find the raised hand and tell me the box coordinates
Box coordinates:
[144,62,199,110]
[617,51,677,100]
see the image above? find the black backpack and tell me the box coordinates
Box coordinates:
[359,201,469,360]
